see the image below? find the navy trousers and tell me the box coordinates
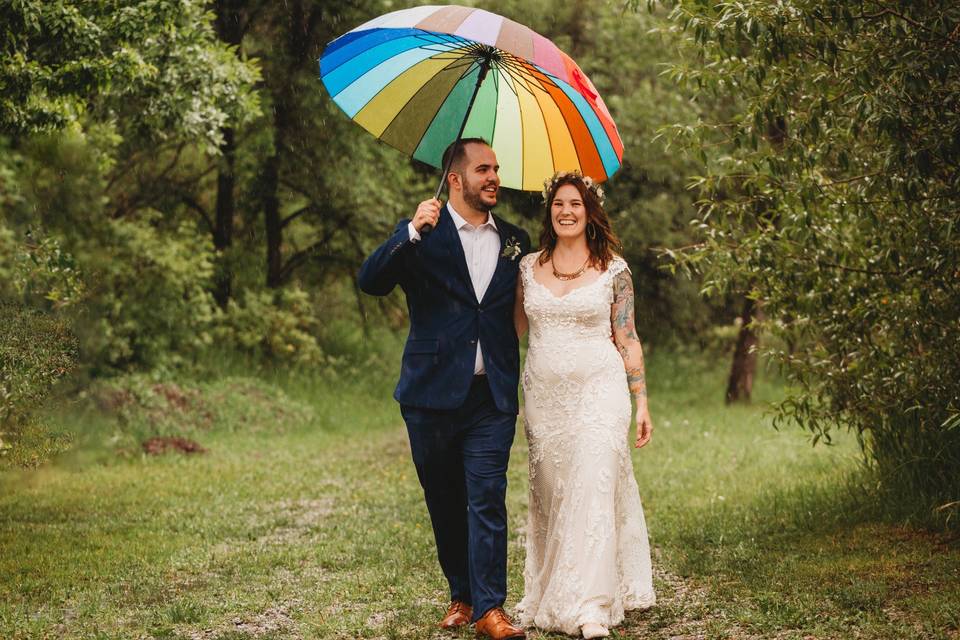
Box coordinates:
[400,375,516,621]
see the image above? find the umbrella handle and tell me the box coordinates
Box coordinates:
[421,54,494,236]
[420,178,446,236]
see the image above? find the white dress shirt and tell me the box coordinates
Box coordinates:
[408,203,501,374]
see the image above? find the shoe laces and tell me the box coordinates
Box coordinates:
[488,607,511,624]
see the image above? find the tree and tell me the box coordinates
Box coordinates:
[202,1,433,296]
[658,0,960,519]
[0,0,258,146]
[1,0,260,371]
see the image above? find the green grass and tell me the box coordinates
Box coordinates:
[1,350,957,639]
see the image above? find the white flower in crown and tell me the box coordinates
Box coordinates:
[541,170,606,206]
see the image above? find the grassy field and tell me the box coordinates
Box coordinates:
[1,351,958,639]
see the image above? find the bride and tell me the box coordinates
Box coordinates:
[514,171,656,639]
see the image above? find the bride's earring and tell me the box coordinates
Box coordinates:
[587,223,597,240]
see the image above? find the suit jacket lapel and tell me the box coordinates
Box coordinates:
[440,206,478,302]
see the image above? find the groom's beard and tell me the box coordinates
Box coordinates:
[463,181,496,212]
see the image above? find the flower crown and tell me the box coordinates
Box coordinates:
[541,170,605,206]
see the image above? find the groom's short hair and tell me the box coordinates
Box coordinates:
[442,137,492,186]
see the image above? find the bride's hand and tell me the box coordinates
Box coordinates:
[635,408,653,449]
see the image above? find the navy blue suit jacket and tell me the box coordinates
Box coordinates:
[358,207,531,414]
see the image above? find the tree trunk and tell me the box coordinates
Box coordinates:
[567,0,590,57]
[263,131,284,289]
[211,1,244,307]
[724,115,783,402]
[726,297,760,404]
[213,126,235,307]
[262,0,318,288]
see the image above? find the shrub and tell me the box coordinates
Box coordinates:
[79,214,219,373]
[0,225,83,466]
[84,374,316,456]
[0,303,78,466]
[212,286,326,368]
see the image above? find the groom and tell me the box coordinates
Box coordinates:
[358,138,530,640]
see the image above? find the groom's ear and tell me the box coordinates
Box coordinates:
[446,171,462,193]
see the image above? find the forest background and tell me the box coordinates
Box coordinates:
[1,1,959,637]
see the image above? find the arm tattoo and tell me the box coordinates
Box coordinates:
[611,270,647,403]
[627,368,647,397]
[612,271,640,342]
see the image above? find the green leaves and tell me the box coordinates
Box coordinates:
[0,301,78,467]
[0,0,260,146]
[658,0,960,511]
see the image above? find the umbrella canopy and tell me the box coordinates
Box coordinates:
[319,4,623,191]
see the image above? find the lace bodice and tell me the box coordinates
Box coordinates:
[520,251,630,346]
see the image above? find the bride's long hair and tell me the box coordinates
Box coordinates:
[538,173,622,272]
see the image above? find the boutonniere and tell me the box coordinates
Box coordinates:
[501,236,522,261]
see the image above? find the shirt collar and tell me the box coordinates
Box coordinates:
[447,201,498,232]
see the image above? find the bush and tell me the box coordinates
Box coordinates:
[0,223,84,466]
[212,285,326,368]
[83,374,316,456]
[78,214,220,373]
[0,303,78,466]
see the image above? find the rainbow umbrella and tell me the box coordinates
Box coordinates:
[319,4,623,195]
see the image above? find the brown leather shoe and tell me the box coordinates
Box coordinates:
[475,607,525,640]
[439,600,472,629]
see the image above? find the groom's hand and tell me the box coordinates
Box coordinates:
[412,198,442,232]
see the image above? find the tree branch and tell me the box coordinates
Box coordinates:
[281,205,312,229]
[853,9,931,33]
[821,170,883,186]
[275,226,341,284]
[813,259,903,277]
[179,193,213,232]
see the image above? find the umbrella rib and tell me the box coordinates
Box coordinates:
[323,30,464,75]
[350,52,479,141]
[380,58,480,152]
[501,58,556,96]
[494,57,550,99]
[496,63,520,99]
[488,68,500,148]
[411,33,492,62]
[405,59,487,162]
[413,36,476,60]
[411,30,470,48]
[501,63,542,101]
[516,71,526,190]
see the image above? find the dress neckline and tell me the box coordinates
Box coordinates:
[526,250,613,301]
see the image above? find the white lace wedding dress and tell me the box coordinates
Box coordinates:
[516,251,655,635]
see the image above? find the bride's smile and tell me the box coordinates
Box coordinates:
[551,184,587,238]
